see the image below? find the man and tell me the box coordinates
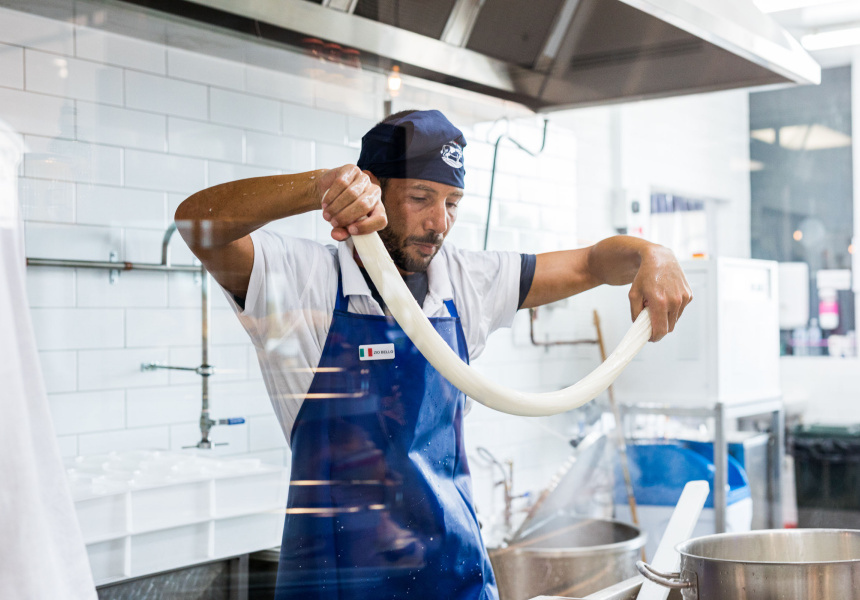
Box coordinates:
[176,110,692,600]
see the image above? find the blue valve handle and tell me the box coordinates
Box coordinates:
[217,417,245,425]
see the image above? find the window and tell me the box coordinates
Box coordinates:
[750,66,855,357]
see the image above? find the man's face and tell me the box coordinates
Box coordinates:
[375,177,463,274]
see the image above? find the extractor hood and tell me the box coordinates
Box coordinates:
[121,0,821,111]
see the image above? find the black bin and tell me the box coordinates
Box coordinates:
[793,425,860,512]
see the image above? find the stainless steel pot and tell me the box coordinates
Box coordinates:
[489,517,646,600]
[637,529,860,600]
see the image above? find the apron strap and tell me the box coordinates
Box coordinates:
[443,298,459,319]
[334,268,349,312]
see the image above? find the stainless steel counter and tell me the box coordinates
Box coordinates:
[530,575,683,600]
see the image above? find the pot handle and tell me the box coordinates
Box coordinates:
[636,561,694,589]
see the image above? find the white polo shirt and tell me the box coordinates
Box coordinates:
[223,229,522,442]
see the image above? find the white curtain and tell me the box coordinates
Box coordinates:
[0,121,97,600]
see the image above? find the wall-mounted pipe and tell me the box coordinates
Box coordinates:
[528,307,598,347]
[25,258,199,272]
[482,118,549,251]
[26,223,242,450]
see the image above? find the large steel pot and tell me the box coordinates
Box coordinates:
[637,529,860,599]
[489,517,646,600]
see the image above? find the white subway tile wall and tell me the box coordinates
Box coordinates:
[209,88,281,132]
[167,117,244,162]
[25,49,124,105]
[76,101,166,151]
[24,134,122,185]
[0,42,24,88]
[75,184,166,229]
[74,27,166,75]
[166,47,245,91]
[0,87,74,138]
[125,71,208,120]
[19,177,75,223]
[4,4,751,522]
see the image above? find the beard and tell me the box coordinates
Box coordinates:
[378,225,444,273]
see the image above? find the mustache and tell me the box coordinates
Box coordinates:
[406,234,444,246]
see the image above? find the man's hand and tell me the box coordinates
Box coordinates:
[629,246,693,342]
[318,165,387,241]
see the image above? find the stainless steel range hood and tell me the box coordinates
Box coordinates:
[128,0,821,111]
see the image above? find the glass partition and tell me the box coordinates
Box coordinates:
[750,66,855,356]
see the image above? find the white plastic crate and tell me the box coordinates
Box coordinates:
[66,450,288,585]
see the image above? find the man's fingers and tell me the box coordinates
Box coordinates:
[325,175,370,219]
[629,290,644,323]
[329,187,380,228]
[319,165,363,211]
[330,226,350,241]
[668,307,680,333]
[649,306,669,342]
[347,203,388,235]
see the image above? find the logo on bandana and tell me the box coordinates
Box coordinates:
[440,142,463,168]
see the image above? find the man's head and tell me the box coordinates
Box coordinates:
[357,110,466,273]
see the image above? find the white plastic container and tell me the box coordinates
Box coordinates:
[66,450,288,585]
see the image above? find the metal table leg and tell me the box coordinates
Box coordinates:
[229,554,249,600]
[769,407,785,528]
[714,402,727,533]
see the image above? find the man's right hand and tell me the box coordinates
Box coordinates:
[318,165,387,241]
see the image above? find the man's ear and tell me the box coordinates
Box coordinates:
[363,170,380,186]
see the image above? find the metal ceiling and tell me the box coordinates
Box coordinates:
[119,0,822,111]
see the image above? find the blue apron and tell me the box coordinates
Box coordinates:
[275,273,498,600]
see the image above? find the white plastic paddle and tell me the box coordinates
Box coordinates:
[352,232,652,417]
[636,480,709,600]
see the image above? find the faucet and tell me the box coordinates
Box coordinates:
[141,223,245,449]
[476,447,527,532]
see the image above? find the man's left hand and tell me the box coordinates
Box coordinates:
[629,246,693,342]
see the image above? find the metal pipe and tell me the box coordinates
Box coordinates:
[714,402,727,533]
[770,406,785,528]
[28,223,232,450]
[161,222,177,267]
[26,257,199,272]
[198,270,213,448]
[482,118,549,251]
[528,307,597,347]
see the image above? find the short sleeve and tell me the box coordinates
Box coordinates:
[442,245,521,361]
[219,229,338,349]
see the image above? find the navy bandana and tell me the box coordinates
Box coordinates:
[357,110,466,188]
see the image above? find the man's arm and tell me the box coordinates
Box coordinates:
[174,166,386,300]
[521,236,692,341]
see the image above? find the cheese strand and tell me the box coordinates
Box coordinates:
[352,232,651,417]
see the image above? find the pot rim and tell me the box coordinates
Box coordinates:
[677,528,860,566]
[510,533,647,558]
[494,518,647,558]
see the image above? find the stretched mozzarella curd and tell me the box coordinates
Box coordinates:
[352,232,652,417]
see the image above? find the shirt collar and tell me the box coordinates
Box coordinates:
[337,238,455,316]
[337,238,371,298]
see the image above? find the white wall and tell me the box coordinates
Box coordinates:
[2,2,755,527]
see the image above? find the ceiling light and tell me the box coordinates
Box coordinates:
[779,124,852,150]
[754,0,844,13]
[751,128,776,144]
[387,65,402,97]
[802,26,860,50]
